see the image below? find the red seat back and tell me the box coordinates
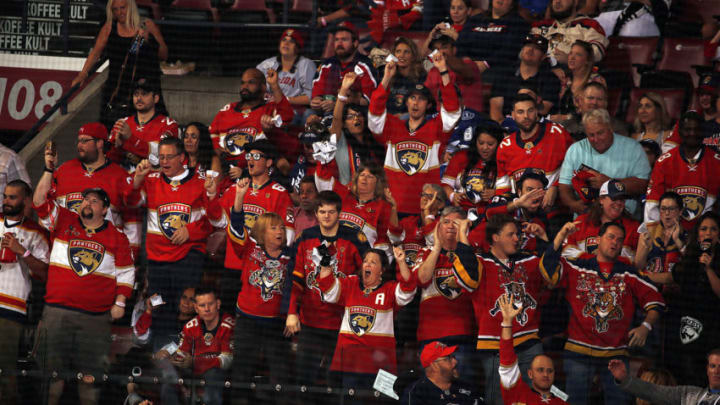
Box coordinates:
[656,38,707,87]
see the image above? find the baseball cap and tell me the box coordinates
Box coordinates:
[299,121,328,144]
[78,122,108,141]
[599,179,628,200]
[331,21,359,39]
[697,71,720,95]
[420,341,457,368]
[408,83,434,102]
[522,34,549,54]
[517,168,549,189]
[132,77,159,93]
[281,28,305,49]
[82,187,111,207]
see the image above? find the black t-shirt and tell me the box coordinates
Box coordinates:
[701,119,720,153]
[401,376,483,405]
[455,12,530,71]
[490,62,561,115]
[671,263,720,349]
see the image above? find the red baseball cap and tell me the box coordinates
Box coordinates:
[78,122,108,141]
[281,28,304,49]
[420,341,457,368]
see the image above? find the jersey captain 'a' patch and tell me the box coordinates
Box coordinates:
[158,203,191,239]
[221,127,258,156]
[675,186,707,221]
[396,141,428,175]
[348,306,376,336]
[68,239,105,276]
[66,192,84,213]
[434,268,463,300]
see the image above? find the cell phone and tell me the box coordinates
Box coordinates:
[150,295,165,307]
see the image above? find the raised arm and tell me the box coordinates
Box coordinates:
[33,142,57,208]
[72,22,111,87]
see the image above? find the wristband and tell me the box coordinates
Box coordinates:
[439,70,449,76]
[321,16,327,26]
[642,321,652,331]
[337,94,349,102]
[425,214,436,221]
[483,61,490,70]
[23,249,31,258]
[501,324,513,328]
[44,166,54,173]
[114,301,126,308]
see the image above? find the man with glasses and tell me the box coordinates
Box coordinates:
[609,348,720,405]
[219,139,295,288]
[129,137,226,352]
[401,341,482,404]
[644,111,720,232]
[31,182,134,405]
[43,122,140,256]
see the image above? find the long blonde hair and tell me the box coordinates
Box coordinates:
[106,0,141,31]
[633,92,672,133]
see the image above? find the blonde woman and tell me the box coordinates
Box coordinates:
[73,0,168,124]
[632,92,675,153]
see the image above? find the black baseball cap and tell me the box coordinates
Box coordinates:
[523,34,549,54]
[133,78,159,93]
[82,188,111,207]
[518,168,549,189]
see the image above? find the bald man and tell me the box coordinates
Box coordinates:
[498,294,568,405]
[209,67,294,168]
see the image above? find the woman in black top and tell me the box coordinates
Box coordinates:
[72,0,168,125]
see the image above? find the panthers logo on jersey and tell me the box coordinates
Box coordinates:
[158,203,191,239]
[396,141,428,175]
[582,290,623,333]
[242,204,266,231]
[675,186,707,222]
[489,281,537,326]
[434,268,463,300]
[65,192,84,213]
[249,259,286,301]
[68,239,105,276]
[221,127,258,156]
[348,306,376,336]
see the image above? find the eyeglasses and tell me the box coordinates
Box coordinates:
[345,113,363,120]
[660,206,680,212]
[245,152,267,161]
[77,138,96,144]
[434,355,456,363]
[158,153,181,161]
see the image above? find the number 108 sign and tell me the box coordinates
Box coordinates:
[0,66,78,131]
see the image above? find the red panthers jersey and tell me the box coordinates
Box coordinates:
[500,338,568,405]
[227,211,291,319]
[209,98,294,165]
[115,113,179,159]
[645,146,720,230]
[368,82,461,214]
[318,273,416,375]
[453,252,548,350]
[177,313,234,376]
[51,159,138,248]
[289,226,370,330]
[496,122,572,194]
[442,150,496,211]
[36,201,134,313]
[219,180,295,270]
[540,249,665,357]
[562,213,639,261]
[411,243,478,342]
[128,169,225,262]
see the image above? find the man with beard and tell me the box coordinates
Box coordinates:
[310,22,378,115]
[45,122,140,256]
[109,78,180,169]
[559,109,650,216]
[540,220,664,405]
[531,0,609,65]
[0,180,49,405]
[497,293,567,405]
[490,34,560,122]
[401,341,483,404]
[31,182,134,405]
[129,137,226,352]
[644,111,720,231]
[495,94,572,212]
[209,68,294,167]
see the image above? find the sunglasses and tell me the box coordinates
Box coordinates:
[245,152,267,161]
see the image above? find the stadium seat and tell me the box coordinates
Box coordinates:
[604,36,659,87]
[643,38,708,88]
[607,87,623,118]
[164,0,219,22]
[136,0,162,20]
[221,0,276,23]
[625,88,687,124]
[287,0,313,23]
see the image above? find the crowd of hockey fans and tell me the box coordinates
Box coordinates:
[3,0,720,404]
